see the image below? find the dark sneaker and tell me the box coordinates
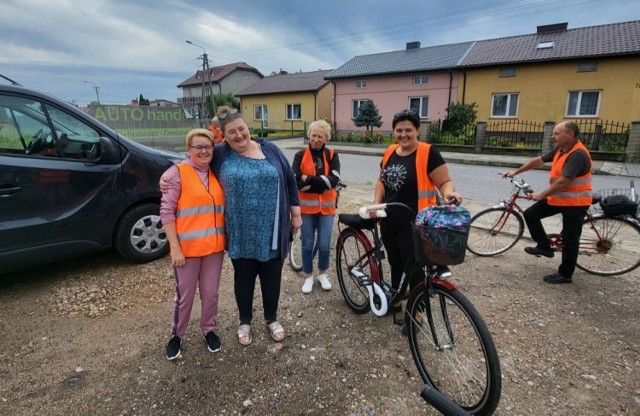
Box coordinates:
[204,331,222,353]
[166,336,181,360]
[437,266,452,278]
[543,272,572,284]
[524,246,555,258]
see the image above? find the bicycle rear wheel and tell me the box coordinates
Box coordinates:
[467,207,524,256]
[406,283,501,415]
[335,228,376,314]
[288,229,303,272]
[576,216,640,276]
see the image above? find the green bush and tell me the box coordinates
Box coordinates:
[250,127,274,138]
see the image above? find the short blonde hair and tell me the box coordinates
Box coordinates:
[307,119,332,140]
[185,128,215,148]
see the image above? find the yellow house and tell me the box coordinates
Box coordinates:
[235,70,333,132]
[459,21,640,125]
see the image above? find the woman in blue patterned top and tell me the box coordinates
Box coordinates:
[210,106,301,346]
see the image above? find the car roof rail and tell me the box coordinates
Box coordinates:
[0,74,22,86]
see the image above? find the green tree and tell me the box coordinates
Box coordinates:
[138,94,150,106]
[205,92,240,117]
[352,100,382,137]
[442,102,477,136]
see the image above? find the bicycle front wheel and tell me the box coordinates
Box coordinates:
[335,228,376,314]
[576,216,640,276]
[406,284,502,415]
[467,207,524,256]
[288,228,303,272]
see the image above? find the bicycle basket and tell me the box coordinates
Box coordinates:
[599,194,638,216]
[412,205,471,266]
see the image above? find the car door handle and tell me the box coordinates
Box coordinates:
[0,185,22,197]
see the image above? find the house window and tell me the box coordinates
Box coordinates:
[499,68,516,77]
[409,97,428,118]
[566,91,601,117]
[355,80,367,89]
[577,63,598,72]
[413,75,429,85]
[352,99,370,117]
[285,104,301,120]
[253,104,268,127]
[491,93,519,117]
[537,41,554,49]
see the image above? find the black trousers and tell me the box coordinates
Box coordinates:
[380,222,421,292]
[231,257,283,325]
[523,200,589,278]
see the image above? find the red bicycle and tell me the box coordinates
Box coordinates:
[335,202,501,415]
[466,176,640,276]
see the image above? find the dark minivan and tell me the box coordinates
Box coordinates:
[0,81,182,273]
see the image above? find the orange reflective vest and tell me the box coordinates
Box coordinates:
[547,141,593,207]
[298,148,337,215]
[208,125,224,144]
[381,142,436,210]
[175,163,225,257]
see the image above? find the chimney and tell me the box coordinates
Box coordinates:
[406,41,421,50]
[537,22,568,33]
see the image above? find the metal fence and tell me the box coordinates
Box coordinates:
[485,119,545,149]
[573,119,630,152]
[429,119,476,146]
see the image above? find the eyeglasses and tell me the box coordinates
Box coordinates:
[189,144,213,151]
[218,108,239,120]
[393,109,418,118]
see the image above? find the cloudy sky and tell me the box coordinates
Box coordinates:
[1,0,638,103]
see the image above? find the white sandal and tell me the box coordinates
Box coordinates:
[237,324,252,346]
[266,321,285,342]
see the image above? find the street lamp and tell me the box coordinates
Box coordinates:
[84,80,101,104]
[185,40,211,127]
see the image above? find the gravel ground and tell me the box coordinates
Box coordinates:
[1,192,639,416]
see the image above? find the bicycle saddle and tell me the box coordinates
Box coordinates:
[338,214,377,230]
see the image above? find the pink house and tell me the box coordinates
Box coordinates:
[325,41,474,133]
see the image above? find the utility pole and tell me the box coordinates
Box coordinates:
[186,40,211,127]
[84,81,101,104]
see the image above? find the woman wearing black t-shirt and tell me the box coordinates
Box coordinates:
[372,110,462,308]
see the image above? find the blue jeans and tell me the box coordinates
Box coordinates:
[301,213,335,274]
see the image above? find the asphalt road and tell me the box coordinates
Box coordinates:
[280,149,636,213]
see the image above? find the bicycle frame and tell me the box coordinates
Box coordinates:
[487,184,529,235]
[337,201,457,319]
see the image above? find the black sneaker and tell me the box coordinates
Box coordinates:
[524,246,555,258]
[204,331,221,353]
[166,336,181,360]
[543,272,572,284]
[437,266,452,278]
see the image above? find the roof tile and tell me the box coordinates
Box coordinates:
[235,70,332,96]
[460,20,640,66]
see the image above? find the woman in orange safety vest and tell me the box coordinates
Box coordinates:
[292,119,341,294]
[373,109,462,306]
[159,128,225,360]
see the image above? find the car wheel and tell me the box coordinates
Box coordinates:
[114,203,168,263]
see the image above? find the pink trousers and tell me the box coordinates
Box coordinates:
[170,252,224,338]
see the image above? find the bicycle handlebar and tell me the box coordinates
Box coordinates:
[358,200,459,220]
[499,173,534,195]
[358,203,389,219]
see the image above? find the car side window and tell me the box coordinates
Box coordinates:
[0,94,100,160]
